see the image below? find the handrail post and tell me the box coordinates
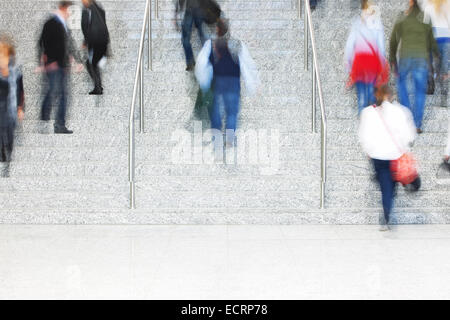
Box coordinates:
[155,0,159,20]
[129,0,151,209]
[148,0,152,70]
[304,0,308,70]
[312,63,316,133]
[298,0,302,18]
[305,0,327,209]
[140,62,144,133]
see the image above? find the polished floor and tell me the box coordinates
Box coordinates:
[0,225,449,299]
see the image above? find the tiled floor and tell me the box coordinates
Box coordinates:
[0,225,449,299]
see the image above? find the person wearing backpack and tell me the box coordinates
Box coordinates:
[81,0,110,95]
[175,0,221,71]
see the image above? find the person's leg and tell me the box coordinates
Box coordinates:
[368,82,376,105]
[355,82,367,115]
[55,69,68,130]
[223,78,241,131]
[412,59,428,130]
[223,78,241,145]
[5,124,14,163]
[372,158,396,225]
[91,43,107,92]
[181,10,195,67]
[193,11,207,45]
[397,58,412,112]
[210,81,223,131]
[41,70,57,121]
[438,42,449,106]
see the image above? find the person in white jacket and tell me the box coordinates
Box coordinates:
[195,19,259,148]
[359,85,417,230]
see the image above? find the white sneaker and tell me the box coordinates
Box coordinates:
[379,224,390,232]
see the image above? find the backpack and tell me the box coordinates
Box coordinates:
[199,0,221,25]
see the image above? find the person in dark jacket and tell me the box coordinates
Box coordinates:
[175,0,208,71]
[0,35,24,177]
[38,0,83,134]
[81,0,110,95]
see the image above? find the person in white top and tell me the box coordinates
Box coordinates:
[359,85,417,230]
[424,0,449,107]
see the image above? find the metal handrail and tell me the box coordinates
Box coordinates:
[129,0,152,209]
[303,0,328,209]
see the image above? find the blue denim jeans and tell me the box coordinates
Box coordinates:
[397,58,428,129]
[372,158,396,224]
[182,9,207,66]
[41,68,68,127]
[310,0,319,7]
[210,76,241,142]
[437,41,449,100]
[355,81,376,115]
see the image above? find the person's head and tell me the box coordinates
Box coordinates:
[81,0,93,8]
[409,0,419,9]
[361,0,370,10]
[375,85,393,105]
[0,34,16,60]
[216,19,229,38]
[58,0,74,20]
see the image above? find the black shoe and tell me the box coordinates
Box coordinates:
[405,176,421,192]
[89,87,103,95]
[416,128,423,134]
[54,126,73,134]
[443,159,450,172]
[186,62,195,71]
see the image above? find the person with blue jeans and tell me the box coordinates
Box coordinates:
[195,19,259,149]
[38,1,83,134]
[390,0,440,133]
[176,0,207,71]
[396,58,429,130]
[344,1,387,115]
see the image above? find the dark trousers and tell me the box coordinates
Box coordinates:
[41,68,68,127]
[0,125,14,163]
[182,9,206,66]
[310,0,320,7]
[86,43,107,89]
[372,158,396,223]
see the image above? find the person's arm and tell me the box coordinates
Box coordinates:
[16,72,24,120]
[428,25,440,59]
[81,7,89,47]
[176,0,185,14]
[343,22,357,73]
[389,21,400,71]
[37,21,47,66]
[376,25,386,61]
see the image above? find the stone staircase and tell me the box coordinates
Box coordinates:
[0,0,448,224]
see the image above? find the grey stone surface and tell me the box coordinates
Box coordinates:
[0,0,448,224]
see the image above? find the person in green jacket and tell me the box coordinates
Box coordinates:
[389,0,440,133]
